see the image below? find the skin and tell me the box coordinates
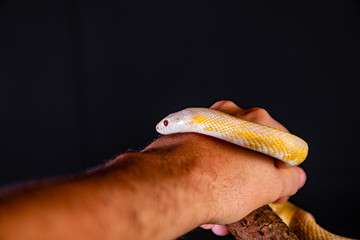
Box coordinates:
[0,100,306,240]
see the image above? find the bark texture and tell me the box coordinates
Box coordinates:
[227,205,299,240]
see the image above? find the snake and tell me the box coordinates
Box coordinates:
[156,107,356,240]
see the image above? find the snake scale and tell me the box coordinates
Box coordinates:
[156,107,356,240]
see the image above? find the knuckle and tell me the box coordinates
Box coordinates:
[244,107,270,122]
[246,107,269,116]
[212,100,237,109]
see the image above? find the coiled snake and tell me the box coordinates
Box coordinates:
[156,107,355,240]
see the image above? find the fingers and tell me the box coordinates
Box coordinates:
[200,167,307,235]
[274,196,290,204]
[210,100,289,132]
[210,100,308,200]
[210,100,247,116]
[206,100,307,230]
[211,225,229,236]
[200,224,215,229]
[200,224,229,236]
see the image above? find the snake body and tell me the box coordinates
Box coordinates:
[156,108,308,166]
[156,107,355,240]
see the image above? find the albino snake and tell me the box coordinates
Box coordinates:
[156,107,355,240]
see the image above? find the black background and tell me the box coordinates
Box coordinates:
[0,1,359,239]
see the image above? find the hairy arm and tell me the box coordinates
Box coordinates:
[0,101,306,240]
[0,145,209,240]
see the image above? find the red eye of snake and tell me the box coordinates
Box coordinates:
[163,120,168,126]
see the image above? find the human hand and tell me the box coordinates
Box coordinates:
[0,100,306,240]
[199,100,307,236]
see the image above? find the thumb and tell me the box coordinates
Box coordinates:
[277,166,306,201]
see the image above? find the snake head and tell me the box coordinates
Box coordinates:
[156,109,193,135]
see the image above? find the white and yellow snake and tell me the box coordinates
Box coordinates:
[156,107,355,240]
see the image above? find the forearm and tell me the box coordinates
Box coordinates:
[0,147,208,240]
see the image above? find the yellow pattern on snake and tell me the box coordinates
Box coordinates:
[156,107,356,240]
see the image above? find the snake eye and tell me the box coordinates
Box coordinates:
[163,120,169,126]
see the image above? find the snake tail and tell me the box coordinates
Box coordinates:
[270,202,356,240]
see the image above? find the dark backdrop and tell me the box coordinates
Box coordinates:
[0,1,359,239]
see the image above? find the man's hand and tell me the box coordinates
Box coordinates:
[199,100,307,235]
[0,100,306,240]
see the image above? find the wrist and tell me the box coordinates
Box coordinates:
[108,145,211,238]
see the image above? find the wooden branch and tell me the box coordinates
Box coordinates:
[226,205,299,240]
